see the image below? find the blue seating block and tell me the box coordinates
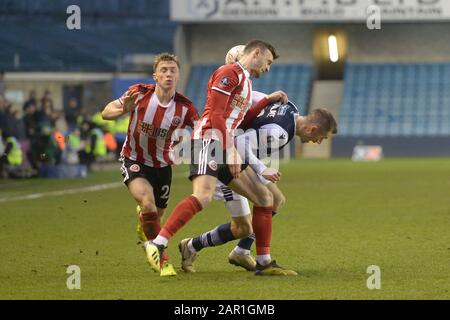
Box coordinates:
[339,63,450,137]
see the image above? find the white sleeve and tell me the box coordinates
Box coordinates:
[257,124,289,155]
[234,130,267,175]
[251,90,267,106]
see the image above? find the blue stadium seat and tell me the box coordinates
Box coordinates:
[0,1,175,71]
[339,63,450,137]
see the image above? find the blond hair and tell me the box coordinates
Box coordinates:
[153,53,180,72]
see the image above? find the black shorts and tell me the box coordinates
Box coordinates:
[120,157,172,209]
[217,163,249,185]
[188,139,249,185]
[189,139,228,181]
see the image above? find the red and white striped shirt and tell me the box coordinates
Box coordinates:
[193,62,252,149]
[119,84,198,168]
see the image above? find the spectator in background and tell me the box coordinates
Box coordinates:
[66,128,83,164]
[27,124,61,170]
[0,71,5,98]
[1,129,23,178]
[42,99,59,128]
[34,99,52,128]
[103,129,117,157]
[23,102,37,139]
[76,107,89,127]
[23,90,37,112]
[78,120,106,171]
[65,97,80,133]
[40,90,54,112]
[10,107,26,141]
[0,97,7,131]
[3,103,20,139]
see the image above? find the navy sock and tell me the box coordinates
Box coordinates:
[237,233,255,250]
[192,222,236,252]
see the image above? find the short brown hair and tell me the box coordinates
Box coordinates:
[153,53,180,72]
[243,39,279,60]
[307,108,338,134]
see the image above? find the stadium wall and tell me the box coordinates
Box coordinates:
[332,137,450,157]
[345,23,450,63]
[185,23,314,64]
[183,22,450,65]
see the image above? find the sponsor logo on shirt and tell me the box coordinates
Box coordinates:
[231,95,248,109]
[138,120,170,138]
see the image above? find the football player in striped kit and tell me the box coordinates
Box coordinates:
[176,45,337,276]
[101,53,199,276]
[145,40,291,276]
[180,100,337,275]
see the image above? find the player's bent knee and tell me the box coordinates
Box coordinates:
[140,200,157,213]
[254,189,273,207]
[193,193,213,208]
[274,194,286,210]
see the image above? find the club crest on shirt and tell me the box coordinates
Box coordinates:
[130,164,140,172]
[171,116,182,126]
[208,160,218,171]
[219,77,230,88]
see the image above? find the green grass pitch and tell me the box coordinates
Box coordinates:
[1,158,449,299]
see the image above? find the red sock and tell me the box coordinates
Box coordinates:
[252,206,273,255]
[139,211,160,240]
[160,195,202,240]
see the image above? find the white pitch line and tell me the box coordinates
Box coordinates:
[0,172,190,204]
[0,182,123,203]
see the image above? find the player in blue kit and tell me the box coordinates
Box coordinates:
[179,98,338,275]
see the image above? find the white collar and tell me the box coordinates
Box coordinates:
[153,92,175,108]
[236,61,250,78]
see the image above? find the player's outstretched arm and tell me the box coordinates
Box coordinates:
[240,91,288,129]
